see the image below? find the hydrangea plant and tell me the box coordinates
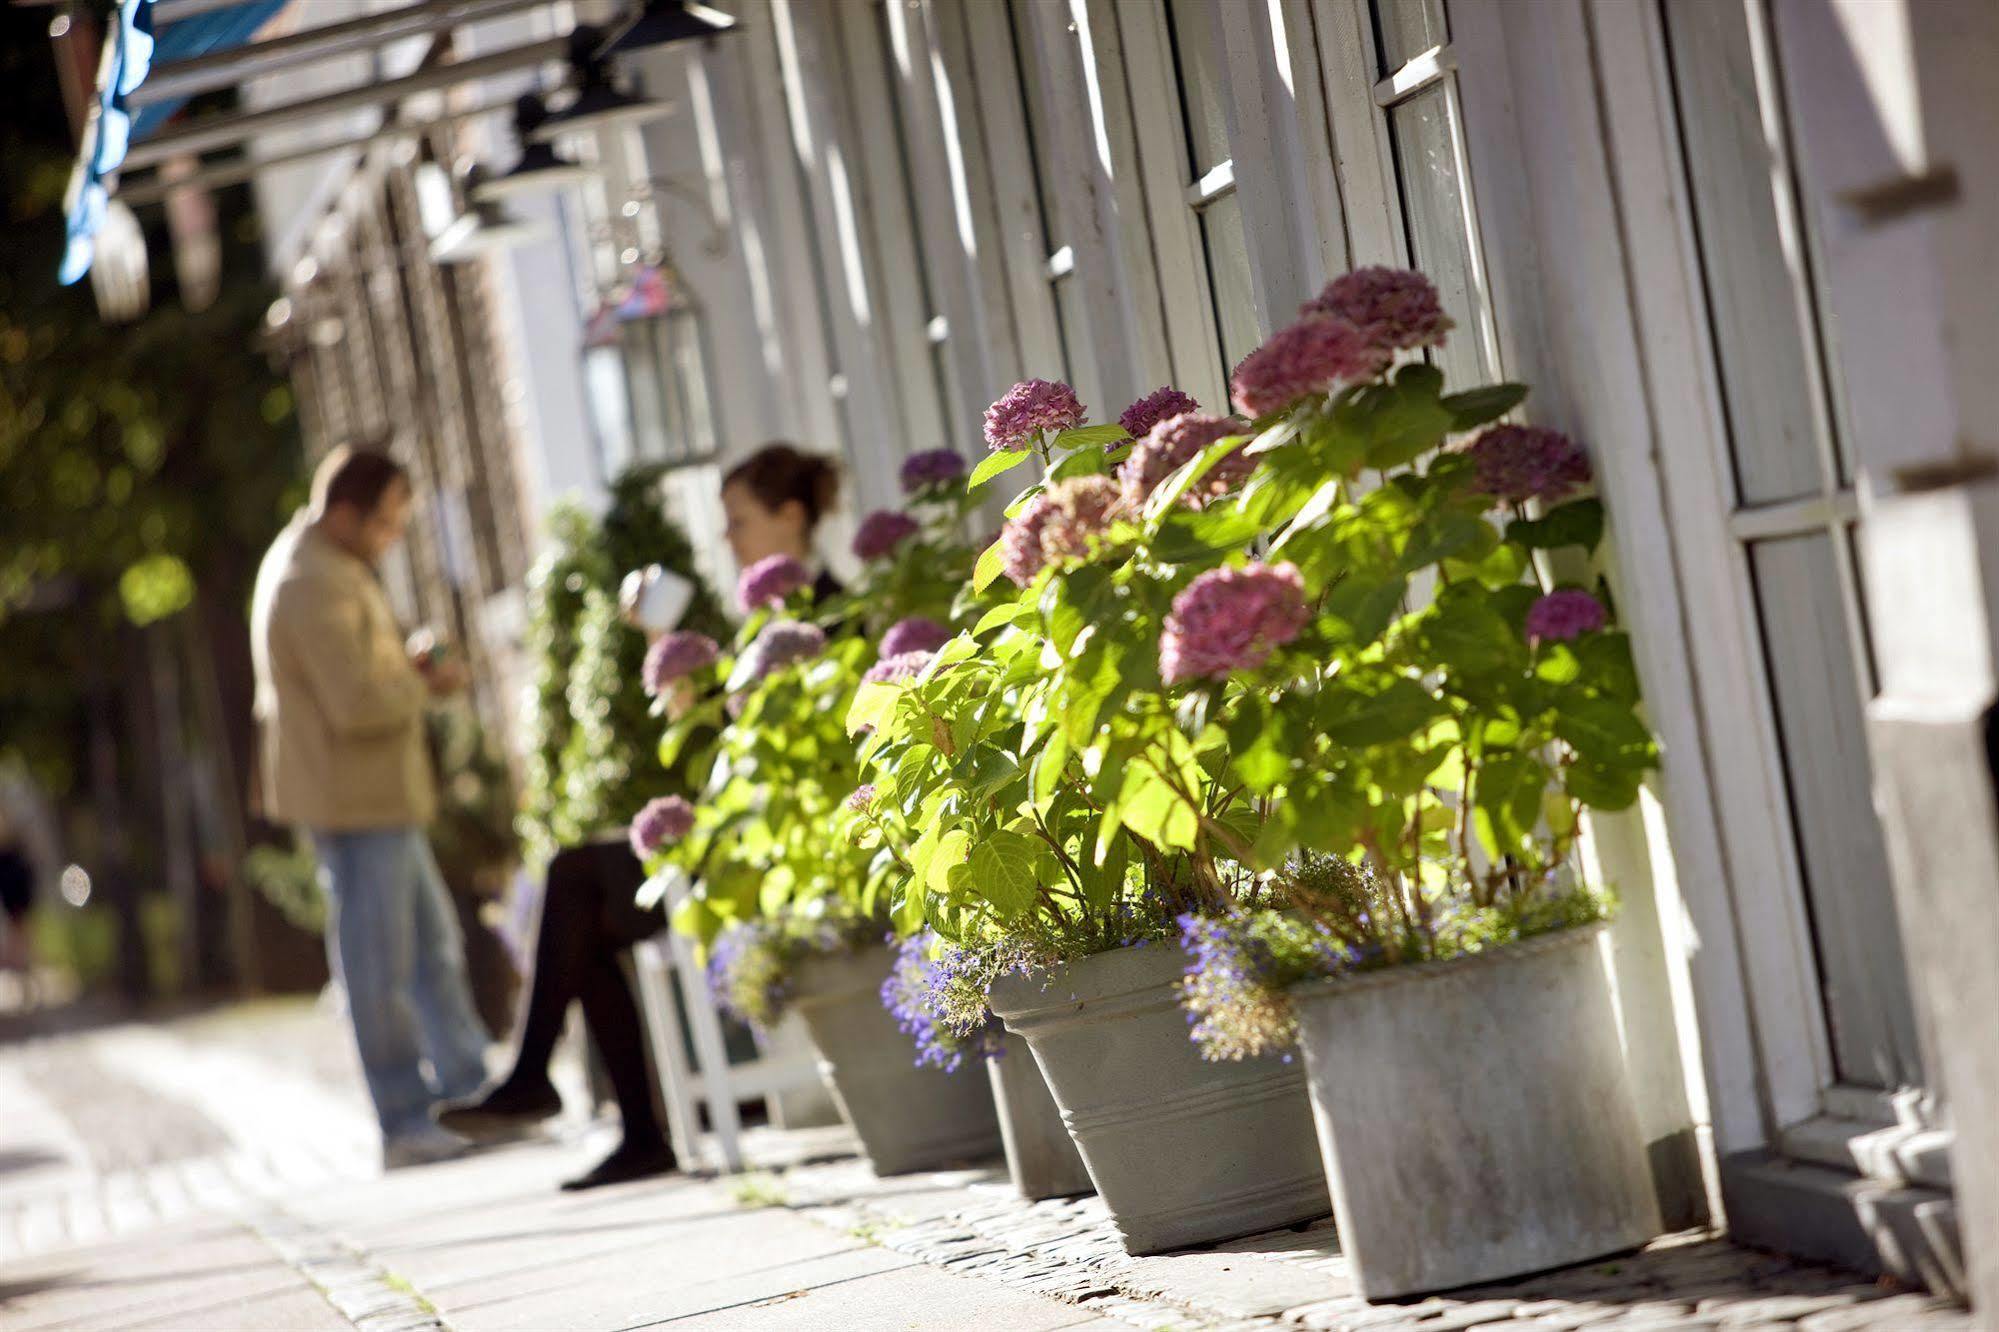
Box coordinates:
[849,267,1657,1062]
[648,451,991,1028]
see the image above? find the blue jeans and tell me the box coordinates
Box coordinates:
[313,827,491,1136]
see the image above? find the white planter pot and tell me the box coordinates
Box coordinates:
[988,1031,1094,1201]
[755,1011,844,1130]
[988,943,1330,1254]
[790,945,1002,1176]
[1291,922,1662,1299]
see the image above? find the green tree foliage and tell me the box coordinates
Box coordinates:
[515,465,728,864]
[0,14,300,798]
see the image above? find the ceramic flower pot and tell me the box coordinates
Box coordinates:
[988,1031,1094,1201]
[1290,922,1662,1300]
[789,944,1002,1175]
[988,943,1330,1254]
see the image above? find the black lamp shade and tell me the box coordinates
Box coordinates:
[601,1,737,59]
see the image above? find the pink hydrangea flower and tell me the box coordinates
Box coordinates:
[854,509,920,562]
[1159,562,1309,685]
[1465,425,1593,504]
[865,650,934,684]
[1230,316,1391,418]
[630,795,696,859]
[846,784,878,813]
[880,615,951,659]
[1119,386,1200,442]
[642,630,721,696]
[1038,475,1127,566]
[1119,413,1255,511]
[984,378,1085,452]
[740,619,826,682]
[1000,495,1057,588]
[1525,589,1607,643]
[737,553,810,610]
[899,449,968,495]
[1302,267,1453,352]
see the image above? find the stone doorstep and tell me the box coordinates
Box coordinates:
[762,1150,1975,1332]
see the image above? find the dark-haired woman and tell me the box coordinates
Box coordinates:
[438,442,842,1190]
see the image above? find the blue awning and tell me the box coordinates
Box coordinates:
[61,0,291,285]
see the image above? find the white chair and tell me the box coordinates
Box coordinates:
[631,868,833,1173]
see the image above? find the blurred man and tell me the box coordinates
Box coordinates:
[251,445,489,1168]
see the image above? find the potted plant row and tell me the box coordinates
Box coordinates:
[842,267,1663,1286]
[629,458,1023,1178]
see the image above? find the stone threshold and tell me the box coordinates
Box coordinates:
[738,1144,1976,1331]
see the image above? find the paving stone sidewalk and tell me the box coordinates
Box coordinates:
[0,999,1981,1330]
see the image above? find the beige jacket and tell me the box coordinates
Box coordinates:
[250,515,436,831]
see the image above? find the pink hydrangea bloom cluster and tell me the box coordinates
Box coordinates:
[1302,267,1453,351]
[865,650,934,685]
[845,783,878,813]
[629,795,696,859]
[1159,562,1309,685]
[1119,413,1255,511]
[1465,425,1592,504]
[737,553,810,610]
[983,378,1085,452]
[1037,475,1127,566]
[880,615,951,659]
[1524,589,1607,643]
[1119,386,1200,442]
[1230,317,1391,417]
[999,494,1057,588]
[853,509,920,562]
[899,448,968,495]
[642,630,720,696]
[740,619,826,682]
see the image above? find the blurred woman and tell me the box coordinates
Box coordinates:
[439,442,841,1190]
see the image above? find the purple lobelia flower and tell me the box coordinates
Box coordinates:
[1119,386,1200,443]
[740,618,827,682]
[737,553,810,611]
[853,509,921,562]
[1301,266,1453,352]
[642,630,720,696]
[629,795,695,859]
[983,378,1085,453]
[880,615,951,659]
[899,448,969,495]
[1159,561,1309,685]
[999,494,1057,588]
[1230,316,1392,418]
[1524,588,1607,643]
[1465,424,1592,505]
[879,930,1004,1072]
[864,650,934,685]
[1119,412,1255,512]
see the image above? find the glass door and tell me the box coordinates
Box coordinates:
[1660,0,1922,1100]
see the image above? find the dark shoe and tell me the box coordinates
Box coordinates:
[560,1139,678,1192]
[434,1078,563,1142]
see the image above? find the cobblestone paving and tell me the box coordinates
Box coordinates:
[777,1158,1978,1331]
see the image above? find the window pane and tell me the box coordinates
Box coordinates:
[1664,0,1830,506]
[1387,86,1491,385]
[624,322,669,463]
[1748,533,1920,1089]
[1168,0,1231,173]
[663,314,718,462]
[1009,0,1066,250]
[1375,0,1447,73]
[1051,272,1104,420]
[1199,191,1262,375]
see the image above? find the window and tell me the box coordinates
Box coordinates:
[1163,0,1261,384]
[1368,0,1499,385]
[1006,0,1105,414]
